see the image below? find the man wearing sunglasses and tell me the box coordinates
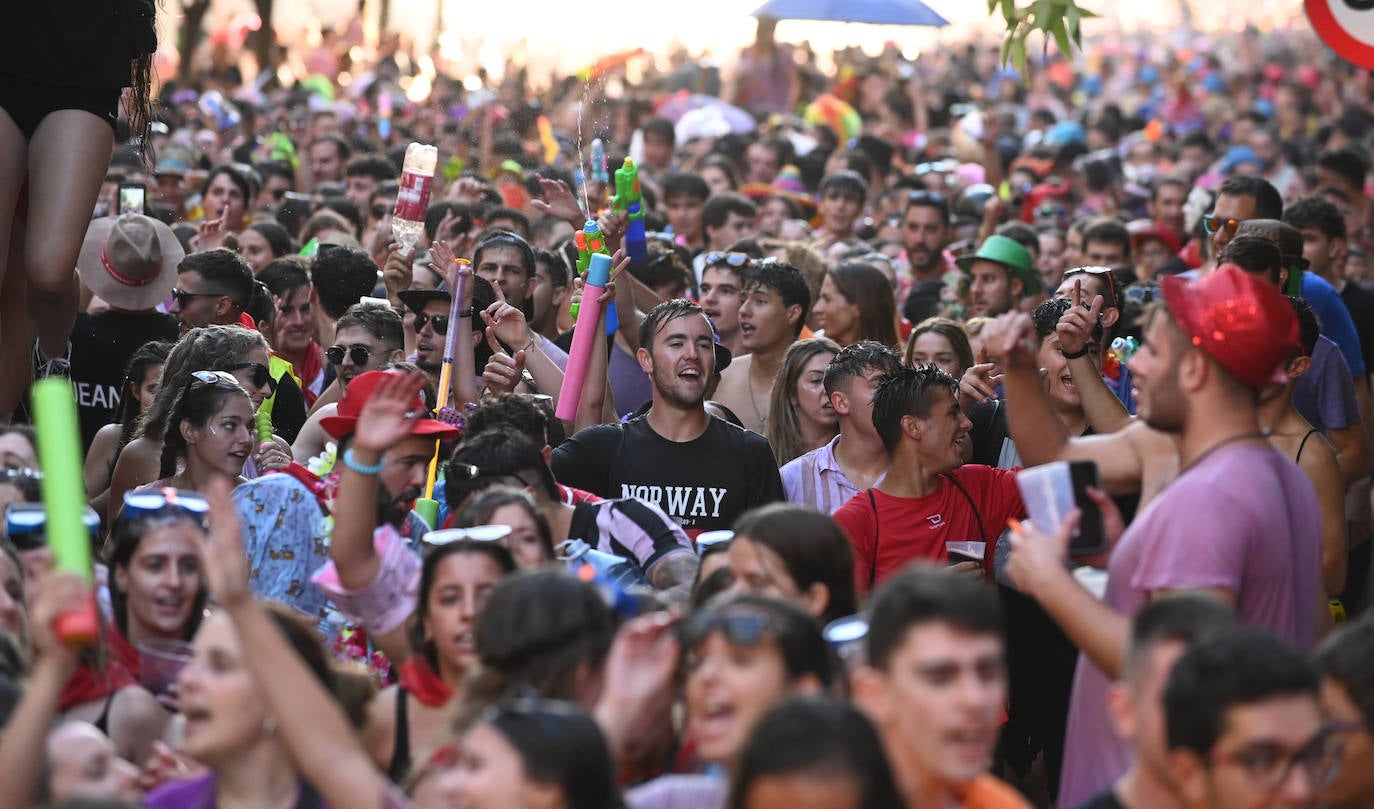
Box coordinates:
[1163,630,1332,809]
[398,275,499,392]
[1201,176,1284,272]
[169,248,255,335]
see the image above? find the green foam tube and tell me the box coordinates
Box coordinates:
[31,379,98,645]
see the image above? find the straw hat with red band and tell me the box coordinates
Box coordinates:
[76,214,184,311]
[321,370,461,441]
[1159,264,1299,390]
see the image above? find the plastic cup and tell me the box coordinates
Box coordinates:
[138,638,193,697]
[946,541,986,564]
[823,615,869,671]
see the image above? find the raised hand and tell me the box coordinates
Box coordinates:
[382,242,413,303]
[530,176,585,225]
[481,300,530,351]
[980,311,1039,372]
[482,327,527,395]
[1057,279,1104,359]
[959,347,1003,406]
[351,371,427,455]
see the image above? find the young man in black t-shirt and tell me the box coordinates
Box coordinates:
[552,299,783,537]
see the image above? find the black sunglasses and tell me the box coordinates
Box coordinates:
[171,288,223,307]
[326,344,372,366]
[225,362,277,394]
[413,312,450,335]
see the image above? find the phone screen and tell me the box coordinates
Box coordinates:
[1068,460,1107,554]
[118,183,146,215]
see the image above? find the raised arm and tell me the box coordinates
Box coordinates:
[983,311,1145,494]
[199,479,396,809]
[1058,283,1132,435]
[429,241,480,408]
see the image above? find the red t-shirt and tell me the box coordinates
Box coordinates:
[833,465,1025,592]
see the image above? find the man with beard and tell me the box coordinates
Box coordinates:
[996,266,1322,807]
[900,191,954,324]
[960,235,1042,319]
[290,302,406,461]
[552,299,783,537]
[231,369,458,633]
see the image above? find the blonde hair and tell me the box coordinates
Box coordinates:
[766,337,842,465]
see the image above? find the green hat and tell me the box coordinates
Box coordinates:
[956,235,1041,295]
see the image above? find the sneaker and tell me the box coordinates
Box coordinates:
[33,341,71,380]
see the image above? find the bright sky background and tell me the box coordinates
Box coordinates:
[226,0,1311,78]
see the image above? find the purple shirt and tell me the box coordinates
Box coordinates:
[780,435,885,515]
[1292,335,1360,432]
[146,774,332,809]
[1057,443,1322,807]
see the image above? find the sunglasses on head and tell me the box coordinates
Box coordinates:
[413,312,450,335]
[1203,215,1244,236]
[679,610,777,650]
[188,370,242,391]
[906,189,947,205]
[703,252,753,269]
[121,487,211,520]
[1063,265,1120,308]
[171,288,223,308]
[226,362,277,394]
[422,525,512,546]
[326,344,372,367]
[5,503,101,550]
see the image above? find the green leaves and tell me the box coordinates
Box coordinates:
[994,0,1096,73]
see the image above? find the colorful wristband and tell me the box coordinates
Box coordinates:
[342,448,384,476]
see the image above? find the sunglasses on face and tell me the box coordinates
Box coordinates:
[413,312,450,336]
[226,362,277,395]
[171,288,223,308]
[326,344,372,366]
[1203,215,1244,236]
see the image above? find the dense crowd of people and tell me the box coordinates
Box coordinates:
[0,3,1373,809]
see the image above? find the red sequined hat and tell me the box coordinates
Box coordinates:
[1160,264,1298,389]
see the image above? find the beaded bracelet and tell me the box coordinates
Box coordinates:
[342,448,385,475]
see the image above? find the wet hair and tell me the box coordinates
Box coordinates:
[1217,176,1284,221]
[446,429,558,509]
[1315,617,1374,730]
[1032,297,1103,344]
[823,341,904,396]
[465,569,619,707]
[766,338,841,466]
[745,262,812,338]
[335,302,404,352]
[870,365,959,453]
[311,244,379,319]
[819,170,869,202]
[1219,235,1283,285]
[480,699,621,809]
[1122,594,1236,686]
[177,248,255,312]
[730,504,856,625]
[638,298,709,353]
[729,697,904,809]
[473,230,536,280]
[246,221,296,259]
[685,594,834,688]
[408,539,516,670]
[1288,296,1321,357]
[824,264,900,348]
[158,372,253,478]
[865,567,1003,671]
[904,318,975,378]
[1283,196,1347,241]
[139,326,267,445]
[1165,629,1318,756]
[112,341,172,455]
[107,506,209,641]
[457,487,556,563]
[257,256,311,300]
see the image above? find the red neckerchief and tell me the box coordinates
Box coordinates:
[104,621,141,678]
[398,656,454,708]
[298,342,325,408]
[58,653,136,711]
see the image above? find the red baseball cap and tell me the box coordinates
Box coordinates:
[321,370,461,441]
[1160,264,1298,390]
